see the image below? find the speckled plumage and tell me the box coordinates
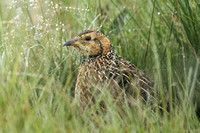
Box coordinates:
[64,30,154,110]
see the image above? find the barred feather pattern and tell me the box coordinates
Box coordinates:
[75,47,154,109]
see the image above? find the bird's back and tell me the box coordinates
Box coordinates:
[75,50,154,109]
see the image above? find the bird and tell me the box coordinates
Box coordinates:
[63,30,154,111]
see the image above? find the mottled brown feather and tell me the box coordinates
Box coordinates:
[65,30,154,111]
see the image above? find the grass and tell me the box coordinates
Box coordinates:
[0,0,199,132]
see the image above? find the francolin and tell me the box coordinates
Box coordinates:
[63,30,154,111]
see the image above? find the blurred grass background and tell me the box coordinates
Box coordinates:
[0,0,199,132]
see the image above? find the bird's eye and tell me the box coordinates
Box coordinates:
[85,36,91,41]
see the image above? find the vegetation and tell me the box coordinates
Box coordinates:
[0,0,199,132]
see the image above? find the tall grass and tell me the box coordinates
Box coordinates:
[0,0,199,132]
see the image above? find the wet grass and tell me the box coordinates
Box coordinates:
[0,0,199,132]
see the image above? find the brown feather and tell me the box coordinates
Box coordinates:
[65,30,154,111]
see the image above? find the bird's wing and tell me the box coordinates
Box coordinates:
[96,56,155,102]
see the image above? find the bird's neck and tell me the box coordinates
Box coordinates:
[81,47,116,64]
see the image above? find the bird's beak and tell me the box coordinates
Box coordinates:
[63,38,80,47]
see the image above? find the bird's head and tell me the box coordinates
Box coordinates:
[63,30,111,57]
